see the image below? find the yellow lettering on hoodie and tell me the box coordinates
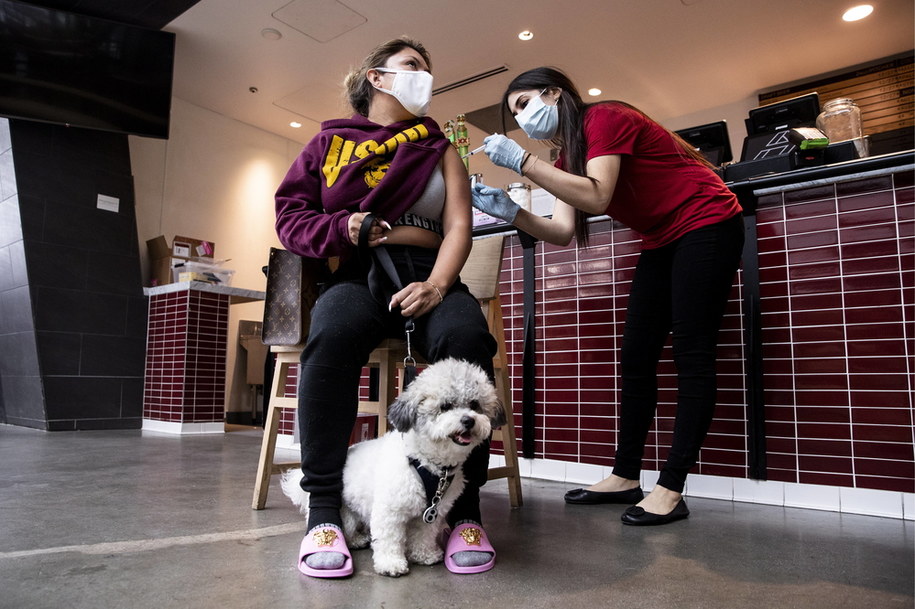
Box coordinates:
[322,135,356,188]
[353,140,377,159]
[323,124,430,187]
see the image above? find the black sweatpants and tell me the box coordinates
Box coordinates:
[612,214,745,493]
[297,247,497,527]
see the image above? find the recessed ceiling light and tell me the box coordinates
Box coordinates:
[842,4,873,21]
[588,88,602,96]
[261,28,283,40]
[290,121,302,128]
[518,30,533,41]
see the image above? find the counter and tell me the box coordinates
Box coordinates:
[476,151,913,496]
[142,282,265,434]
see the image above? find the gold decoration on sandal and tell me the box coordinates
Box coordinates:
[313,528,339,547]
[459,527,482,546]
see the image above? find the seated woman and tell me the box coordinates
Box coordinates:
[274,36,498,578]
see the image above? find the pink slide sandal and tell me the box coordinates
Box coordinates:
[444,523,495,574]
[297,525,353,578]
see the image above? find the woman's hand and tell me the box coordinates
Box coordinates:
[347,212,391,246]
[388,280,442,318]
[483,134,526,174]
[472,182,521,223]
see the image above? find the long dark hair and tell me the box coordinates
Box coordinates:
[501,67,712,245]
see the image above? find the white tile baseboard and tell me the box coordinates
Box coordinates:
[257,445,913,520]
[141,419,225,435]
[519,457,913,521]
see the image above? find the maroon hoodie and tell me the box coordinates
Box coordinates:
[275,114,451,259]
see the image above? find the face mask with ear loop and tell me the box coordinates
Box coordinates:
[372,68,434,117]
[515,88,560,140]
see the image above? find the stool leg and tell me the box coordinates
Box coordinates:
[252,401,283,509]
[252,352,292,510]
[485,296,523,507]
[498,367,523,508]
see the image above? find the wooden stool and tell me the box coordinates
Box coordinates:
[252,235,523,509]
[251,345,301,510]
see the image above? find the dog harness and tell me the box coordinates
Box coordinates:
[408,457,455,524]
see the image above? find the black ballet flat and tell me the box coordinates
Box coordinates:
[620,498,690,526]
[563,486,645,505]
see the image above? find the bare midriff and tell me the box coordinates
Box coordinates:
[383,225,443,249]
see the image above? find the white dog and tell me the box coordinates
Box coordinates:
[281,357,504,577]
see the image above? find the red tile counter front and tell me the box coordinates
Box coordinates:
[491,224,749,478]
[144,288,228,424]
[489,162,913,494]
[143,282,264,432]
[753,172,914,492]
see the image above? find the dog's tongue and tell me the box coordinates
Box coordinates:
[457,431,473,444]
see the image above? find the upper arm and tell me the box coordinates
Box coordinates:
[440,147,472,237]
[581,154,622,215]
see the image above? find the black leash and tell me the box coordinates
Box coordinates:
[358,214,419,387]
[408,457,455,524]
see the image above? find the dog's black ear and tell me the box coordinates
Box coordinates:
[387,397,415,432]
[490,400,507,429]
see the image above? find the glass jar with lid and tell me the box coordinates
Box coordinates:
[506,182,532,212]
[816,98,863,143]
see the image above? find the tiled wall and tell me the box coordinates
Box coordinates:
[493,222,748,477]
[0,119,147,430]
[496,170,912,494]
[0,118,38,427]
[753,173,913,492]
[144,289,229,423]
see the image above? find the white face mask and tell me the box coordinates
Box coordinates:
[515,88,559,140]
[373,68,434,117]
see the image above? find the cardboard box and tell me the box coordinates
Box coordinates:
[146,235,216,286]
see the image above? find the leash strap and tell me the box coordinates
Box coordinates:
[409,457,455,524]
[358,214,418,386]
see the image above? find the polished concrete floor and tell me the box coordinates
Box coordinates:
[1,424,912,609]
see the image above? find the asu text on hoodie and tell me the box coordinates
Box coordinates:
[275,115,451,259]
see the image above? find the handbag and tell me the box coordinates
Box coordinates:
[261,248,327,346]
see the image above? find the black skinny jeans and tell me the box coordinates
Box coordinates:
[612,214,745,493]
[297,247,497,527]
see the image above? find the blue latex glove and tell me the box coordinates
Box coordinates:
[472,181,521,223]
[483,134,526,174]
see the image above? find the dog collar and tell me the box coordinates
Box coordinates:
[408,457,455,524]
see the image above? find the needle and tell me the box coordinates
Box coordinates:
[461,145,485,159]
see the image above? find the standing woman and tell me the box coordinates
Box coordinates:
[472,67,744,525]
[275,37,498,577]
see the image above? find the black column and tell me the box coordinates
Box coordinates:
[0,120,147,430]
[735,192,767,480]
[518,230,538,458]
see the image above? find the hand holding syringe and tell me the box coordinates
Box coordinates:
[461,144,486,159]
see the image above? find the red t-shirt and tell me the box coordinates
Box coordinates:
[558,103,741,249]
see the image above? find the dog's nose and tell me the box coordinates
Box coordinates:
[461,415,475,430]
